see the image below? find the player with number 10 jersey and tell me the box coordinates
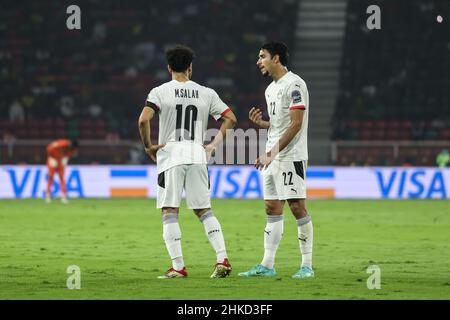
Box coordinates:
[138,45,237,279]
[146,75,232,177]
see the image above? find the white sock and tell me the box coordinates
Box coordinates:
[162,213,184,270]
[200,211,227,263]
[297,215,313,268]
[261,215,284,269]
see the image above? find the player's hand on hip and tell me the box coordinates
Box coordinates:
[249,107,263,127]
[203,144,216,161]
[146,144,165,162]
[254,152,273,170]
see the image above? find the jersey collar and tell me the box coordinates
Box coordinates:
[274,70,291,84]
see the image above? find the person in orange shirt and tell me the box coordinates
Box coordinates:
[45,139,79,203]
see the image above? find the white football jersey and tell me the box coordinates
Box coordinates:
[146,79,230,173]
[265,71,309,161]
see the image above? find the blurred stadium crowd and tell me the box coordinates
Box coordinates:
[0,0,297,163]
[0,0,449,166]
[333,0,450,166]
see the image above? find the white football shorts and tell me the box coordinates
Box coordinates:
[263,160,307,200]
[156,164,211,209]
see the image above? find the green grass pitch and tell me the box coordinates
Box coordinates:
[1,198,449,300]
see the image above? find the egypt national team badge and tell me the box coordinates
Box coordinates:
[277,90,283,100]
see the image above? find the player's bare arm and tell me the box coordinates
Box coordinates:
[138,106,165,162]
[205,109,237,158]
[255,108,304,170]
[249,107,270,129]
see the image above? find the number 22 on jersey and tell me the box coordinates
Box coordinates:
[269,101,276,115]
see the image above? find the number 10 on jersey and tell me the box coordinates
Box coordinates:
[176,104,198,141]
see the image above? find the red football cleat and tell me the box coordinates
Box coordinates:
[157,267,188,279]
[210,258,232,278]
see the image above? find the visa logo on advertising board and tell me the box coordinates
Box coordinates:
[208,167,261,198]
[207,166,335,199]
[1,166,448,199]
[0,166,150,199]
[1,167,84,198]
[374,169,447,199]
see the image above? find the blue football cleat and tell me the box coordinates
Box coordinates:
[238,264,277,277]
[292,266,315,279]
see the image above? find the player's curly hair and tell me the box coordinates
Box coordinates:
[166,45,195,72]
[261,42,289,66]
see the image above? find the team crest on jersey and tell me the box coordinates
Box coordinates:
[291,90,302,103]
[277,90,283,100]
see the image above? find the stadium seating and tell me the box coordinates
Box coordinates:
[2,0,448,166]
[332,0,450,166]
[0,0,298,164]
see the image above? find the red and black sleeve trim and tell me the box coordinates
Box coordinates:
[218,108,231,120]
[289,105,306,110]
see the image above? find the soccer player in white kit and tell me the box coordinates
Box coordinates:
[138,45,237,279]
[238,42,314,279]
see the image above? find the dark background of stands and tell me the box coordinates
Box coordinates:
[1,0,449,166]
[334,0,450,166]
[0,0,298,164]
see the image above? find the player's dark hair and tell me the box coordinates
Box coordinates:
[261,42,289,66]
[166,45,195,72]
[71,139,79,149]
